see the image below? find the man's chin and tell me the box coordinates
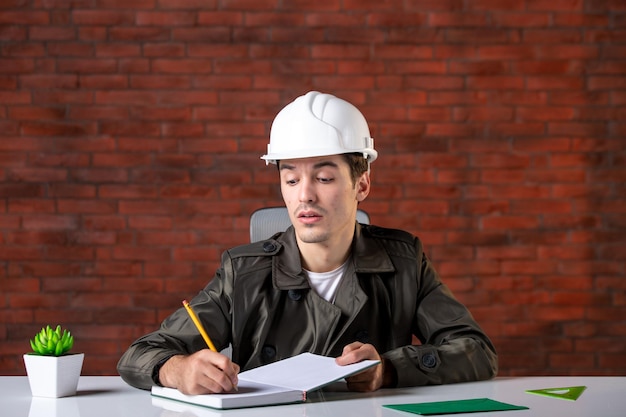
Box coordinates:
[296,229,328,244]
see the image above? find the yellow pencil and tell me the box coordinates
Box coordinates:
[182,300,238,392]
[182,299,218,352]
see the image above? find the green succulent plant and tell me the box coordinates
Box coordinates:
[29,325,74,356]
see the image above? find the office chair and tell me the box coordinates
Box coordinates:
[250,207,370,243]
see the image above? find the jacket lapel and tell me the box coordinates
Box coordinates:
[270,224,397,354]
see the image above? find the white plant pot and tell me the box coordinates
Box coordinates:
[23,353,84,398]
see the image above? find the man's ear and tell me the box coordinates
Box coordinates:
[356,172,370,202]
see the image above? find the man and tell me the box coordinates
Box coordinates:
[117,91,498,394]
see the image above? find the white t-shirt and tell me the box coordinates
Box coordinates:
[304,260,348,304]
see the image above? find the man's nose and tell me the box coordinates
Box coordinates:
[298,178,316,203]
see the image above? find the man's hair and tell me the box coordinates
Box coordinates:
[341,153,369,186]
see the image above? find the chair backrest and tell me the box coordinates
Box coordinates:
[250,207,370,242]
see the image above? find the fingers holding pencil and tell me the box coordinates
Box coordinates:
[160,351,240,395]
[179,299,239,392]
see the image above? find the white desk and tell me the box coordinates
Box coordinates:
[1,376,624,417]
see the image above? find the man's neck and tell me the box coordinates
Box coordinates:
[297,232,353,273]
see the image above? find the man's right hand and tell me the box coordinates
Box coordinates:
[158,350,240,395]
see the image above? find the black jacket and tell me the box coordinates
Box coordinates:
[117,223,498,390]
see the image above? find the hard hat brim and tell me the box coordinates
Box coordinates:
[261,148,378,165]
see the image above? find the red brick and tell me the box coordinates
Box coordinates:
[426,123,482,138]
[471,154,528,169]
[553,292,612,306]
[135,11,195,26]
[480,169,525,183]
[136,231,198,246]
[512,138,571,152]
[550,353,595,369]
[499,290,553,305]
[111,247,171,261]
[543,214,601,229]
[482,216,540,230]
[107,26,170,41]
[71,169,129,183]
[9,294,69,309]
[469,75,525,90]
[561,261,622,277]
[144,262,194,277]
[173,246,221,261]
[559,12,611,26]
[174,214,240,231]
[7,199,55,213]
[494,12,552,27]
[538,244,595,259]
[124,216,171,230]
[71,293,133,309]
[454,106,514,122]
[527,28,584,43]
[79,75,128,89]
[160,185,217,199]
[71,9,133,25]
[93,153,152,167]
[420,216,473,231]
[530,306,587,322]
[437,261,500,276]
[21,121,98,137]
[130,74,190,89]
[478,276,535,292]
[551,184,611,199]
[592,75,626,91]
[33,90,93,104]
[428,91,489,105]
[491,122,546,136]
[476,246,536,260]
[599,353,626,369]
[0,184,45,198]
[516,60,584,75]
[118,138,178,153]
[82,215,126,231]
[0,277,40,292]
[544,43,602,59]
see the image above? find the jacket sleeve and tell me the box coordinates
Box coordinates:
[116,263,234,390]
[381,242,498,387]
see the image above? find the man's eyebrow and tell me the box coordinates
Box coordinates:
[314,161,339,169]
[279,160,339,171]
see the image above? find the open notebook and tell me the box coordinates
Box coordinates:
[151,352,379,410]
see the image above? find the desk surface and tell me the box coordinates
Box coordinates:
[1,376,624,417]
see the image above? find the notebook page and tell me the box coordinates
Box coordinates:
[238,352,379,392]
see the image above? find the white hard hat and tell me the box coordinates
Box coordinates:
[261,91,378,165]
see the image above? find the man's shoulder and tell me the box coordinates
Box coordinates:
[226,238,283,259]
[357,224,423,264]
[361,224,417,244]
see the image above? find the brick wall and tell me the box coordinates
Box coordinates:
[1,1,624,376]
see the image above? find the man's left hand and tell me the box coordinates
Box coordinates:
[335,342,386,392]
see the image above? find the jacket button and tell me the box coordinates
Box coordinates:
[262,242,276,252]
[355,330,369,343]
[288,289,302,301]
[422,353,437,368]
[261,345,276,359]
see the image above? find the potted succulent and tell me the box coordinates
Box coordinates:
[23,325,84,398]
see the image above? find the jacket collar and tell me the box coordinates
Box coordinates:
[272,223,396,290]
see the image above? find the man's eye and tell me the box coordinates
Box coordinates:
[318,177,333,183]
[286,179,298,185]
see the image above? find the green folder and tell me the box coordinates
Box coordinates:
[384,398,529,415]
